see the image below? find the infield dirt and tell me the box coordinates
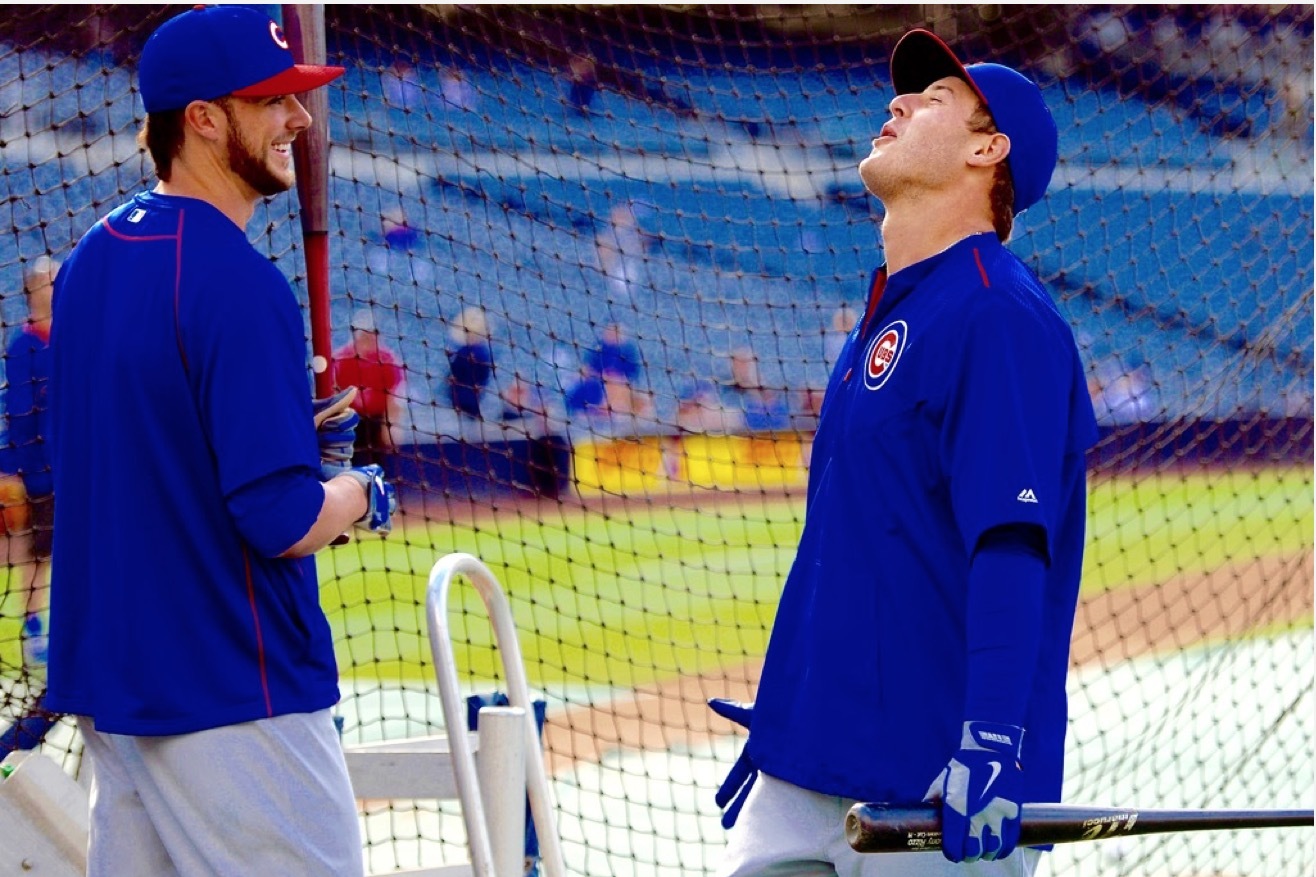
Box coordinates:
[541,548,1313,775]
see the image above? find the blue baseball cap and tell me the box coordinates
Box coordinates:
[891,28,1058,215]
[139,5,345,113]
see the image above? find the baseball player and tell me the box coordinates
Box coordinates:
[4,257,58,670]
[711,29,1098,876]
[45,7,392,874]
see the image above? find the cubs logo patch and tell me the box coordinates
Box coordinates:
[863,320,907,390]
[269,20,289,50]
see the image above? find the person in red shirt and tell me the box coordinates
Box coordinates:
[332,309,405,470]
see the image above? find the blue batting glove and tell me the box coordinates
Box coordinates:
[708,697,753,729]
[313,386,358,427]
[313,387,360,479]
[708,698,757,829]
[924,721,1025,863]
[341,464,396,534]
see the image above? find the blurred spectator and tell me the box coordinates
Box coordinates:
[446,306,494,419]
[794,387,827,468]
[500,375,564,498]
[584,323,642,383]
[792,387,826,433]
[600,373,655,436]
[4,256,58,669]
[1069,6,1271,139]
[722,346,762,401]
[331,309,405,470]
[596,203,647,301]
[824,301,858,376]
[1089,352,1160,425]
[439,66,477,110]
[500,375,549,432]
[366,207,433,309]
[676,379,736,434]
[718,347,784,434]
[566,55,599,115]
[382,58,423,111]
[382,206,421,250]
[741,385,791,433]
[564,362,606,419]
[1278,72,1314,143]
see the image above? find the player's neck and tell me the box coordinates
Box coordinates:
[879,193,996,275]
[155,161,258,231]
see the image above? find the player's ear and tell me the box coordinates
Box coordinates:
[968,131,1011,169]
[182,99,227,142]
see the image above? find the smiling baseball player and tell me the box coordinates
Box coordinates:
[712,29,1098,877]
[45,7,395,875]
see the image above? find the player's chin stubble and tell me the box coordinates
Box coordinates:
[227,126,292,197]
[857,154,885,200]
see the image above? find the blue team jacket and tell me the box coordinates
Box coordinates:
[46,193,338,735]
[745,233,1098,804]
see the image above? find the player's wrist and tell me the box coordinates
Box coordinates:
[960,720,1025,759]
[339,464,396,533]
[333,469,372,520]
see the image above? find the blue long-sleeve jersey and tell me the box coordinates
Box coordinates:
[46,193,338,736]
[745,233,1098,804]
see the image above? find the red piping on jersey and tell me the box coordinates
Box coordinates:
[846,270,887,383]
[103,207,275,717]
[243,546,274,716]
[99,211,190,370]
[859,269,887,338]
[173,213,187,371]
[973,248,991,287]
[97,215,179,244]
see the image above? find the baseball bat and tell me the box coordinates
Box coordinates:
[282,5,353,545]
[846,802,1314,853]
[281,3,335,399]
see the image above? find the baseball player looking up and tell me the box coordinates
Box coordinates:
[46,7,392,874]
[711,29,1098,877]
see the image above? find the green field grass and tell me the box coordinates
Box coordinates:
[2,467,1311,686]
[319,466,1313,686]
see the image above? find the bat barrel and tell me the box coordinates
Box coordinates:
[846,803,1315,854]
[281,4,335,397]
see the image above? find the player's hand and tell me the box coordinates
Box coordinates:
[924,721,1025,863]
[708,697,753,729]
[314,387,360,479]
[313,386,358,428]
[708,698,756,829]
[340,464,397,534]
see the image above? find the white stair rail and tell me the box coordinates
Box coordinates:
[427,552,567,877]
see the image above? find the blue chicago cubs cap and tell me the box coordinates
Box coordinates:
[891,28,1058,216]
[139,5,345,113]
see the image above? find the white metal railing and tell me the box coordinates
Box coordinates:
[426,552,567,877]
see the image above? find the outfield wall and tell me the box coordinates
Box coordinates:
[390,416,1313,500]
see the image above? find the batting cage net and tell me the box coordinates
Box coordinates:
[0,4,1311,875]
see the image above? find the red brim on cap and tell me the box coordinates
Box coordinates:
[231,63,346,98]
[890,29,986,105]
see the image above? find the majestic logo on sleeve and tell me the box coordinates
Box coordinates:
[863,320,907,391]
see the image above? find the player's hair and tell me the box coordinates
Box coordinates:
[137,109,186,182]
[967,103,1015,242]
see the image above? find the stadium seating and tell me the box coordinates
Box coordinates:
[0,50,1306,424]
